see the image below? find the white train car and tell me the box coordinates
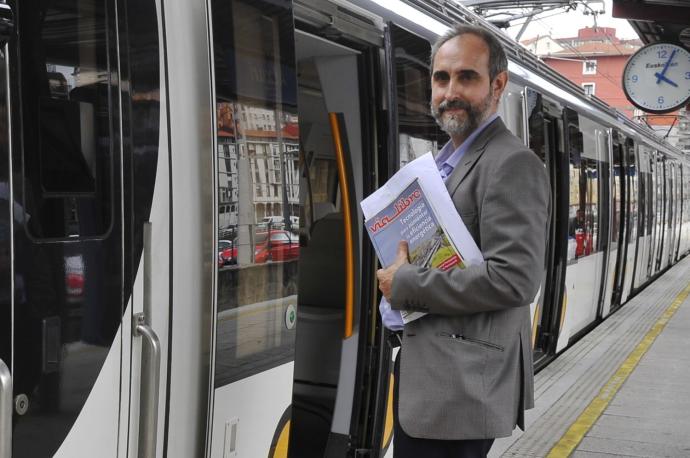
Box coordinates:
[0,0,687,457]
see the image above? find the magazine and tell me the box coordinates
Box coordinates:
[361,152,483,324]
[366,178,465,271]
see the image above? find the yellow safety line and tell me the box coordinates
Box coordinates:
[547,280,690,458]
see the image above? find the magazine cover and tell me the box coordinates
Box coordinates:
[361,153,483,325]
[365,178,465,273]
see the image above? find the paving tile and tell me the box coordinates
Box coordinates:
[577,436,690,458]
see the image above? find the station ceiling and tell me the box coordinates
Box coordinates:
[612,0,690,49]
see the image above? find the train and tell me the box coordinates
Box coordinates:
[0,0,687,457]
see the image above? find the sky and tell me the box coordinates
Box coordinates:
[496,0,639,41]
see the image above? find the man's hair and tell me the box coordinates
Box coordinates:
[430,24,508,82]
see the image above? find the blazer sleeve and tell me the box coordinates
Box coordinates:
[390,147,550,315]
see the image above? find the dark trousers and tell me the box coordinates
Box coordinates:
[393,354,494,458]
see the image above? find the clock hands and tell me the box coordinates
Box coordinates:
[654,72,678,87]
[655,49,677,85]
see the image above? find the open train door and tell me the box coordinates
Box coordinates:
[523,89,567,364]
[0,0,169,455]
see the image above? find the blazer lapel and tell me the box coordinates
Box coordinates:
[445,117,505,196]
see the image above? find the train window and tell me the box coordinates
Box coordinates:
[525,89,545,161]
[565,115,607,260]
[627,139,638,247]
[388,24,446,168]
[211,0,299,386]
[18,0,114,238]
[499,82,525,142]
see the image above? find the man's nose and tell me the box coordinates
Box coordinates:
[444,78,463,101]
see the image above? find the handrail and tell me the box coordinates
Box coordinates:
[329,113,355,339]
[0,358,12,458]
[135,222,161,458]
[133,313,161,458]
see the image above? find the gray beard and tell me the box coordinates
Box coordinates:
[431,91,493,139]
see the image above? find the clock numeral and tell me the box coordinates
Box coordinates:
[631,75,638,83]
[657,50,668,59]
[685,72,690,80]
[658,96,665,104]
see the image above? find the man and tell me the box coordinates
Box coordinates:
[377,24,550,457]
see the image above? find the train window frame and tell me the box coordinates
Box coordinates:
[210,0,300,388]
[16,0,117,241]
[385,22,447,171]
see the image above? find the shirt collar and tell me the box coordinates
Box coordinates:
[435,113,499,173]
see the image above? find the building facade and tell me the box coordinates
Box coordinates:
[522,27,686,151]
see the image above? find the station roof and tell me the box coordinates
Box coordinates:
[612,0,690,49]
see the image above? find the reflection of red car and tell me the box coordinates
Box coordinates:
[65,255,85,303]
[218,239,236,266]
[254,230,299,263]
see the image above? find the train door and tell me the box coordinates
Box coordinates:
[609,131,628,311]
[631,144,648,292]
[206,1,385,457]
[0,0,166,456]
[621,139,637,303]
[675,165,684,260]
[206,2,301,457]
[0,5,13,454]
[661,161,673,270]
[597,128,620,318]
[646,152,657,278]
[653,156,666,274]
[670,162,678,264]
[556,110,608,349]
[524,89,567,363]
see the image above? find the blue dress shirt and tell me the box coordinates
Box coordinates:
[380,114,500,331]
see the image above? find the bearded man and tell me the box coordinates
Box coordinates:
[376,24,550,458]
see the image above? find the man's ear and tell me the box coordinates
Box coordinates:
[492,70,508,100]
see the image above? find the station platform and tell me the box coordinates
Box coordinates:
[491,255,690,458]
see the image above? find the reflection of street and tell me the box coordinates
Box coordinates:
[214,295,297,387]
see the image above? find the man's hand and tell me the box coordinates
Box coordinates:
[376,241,409,302]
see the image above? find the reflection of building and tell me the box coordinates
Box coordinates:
[216,102,299,235]
[218,140,238,232]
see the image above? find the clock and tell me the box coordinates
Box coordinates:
[622,42,690,114]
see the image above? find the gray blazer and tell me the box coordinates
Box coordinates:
[391,117,550,440]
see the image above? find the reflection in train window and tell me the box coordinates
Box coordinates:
[499,82,525,142]
[212,0,299,386]
[19,0,113,238]
[391,24,446,168]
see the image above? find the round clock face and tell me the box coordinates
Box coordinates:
[623,42,690,114]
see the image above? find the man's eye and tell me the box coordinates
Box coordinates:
[433,72,449,82]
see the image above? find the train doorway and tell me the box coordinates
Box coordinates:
[206,2,383,456]
[289,26,381,457]
[525,89,567,366]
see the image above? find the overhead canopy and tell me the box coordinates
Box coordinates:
[612,0,690,50]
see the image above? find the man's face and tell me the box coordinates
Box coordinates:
[430,33,499,144]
